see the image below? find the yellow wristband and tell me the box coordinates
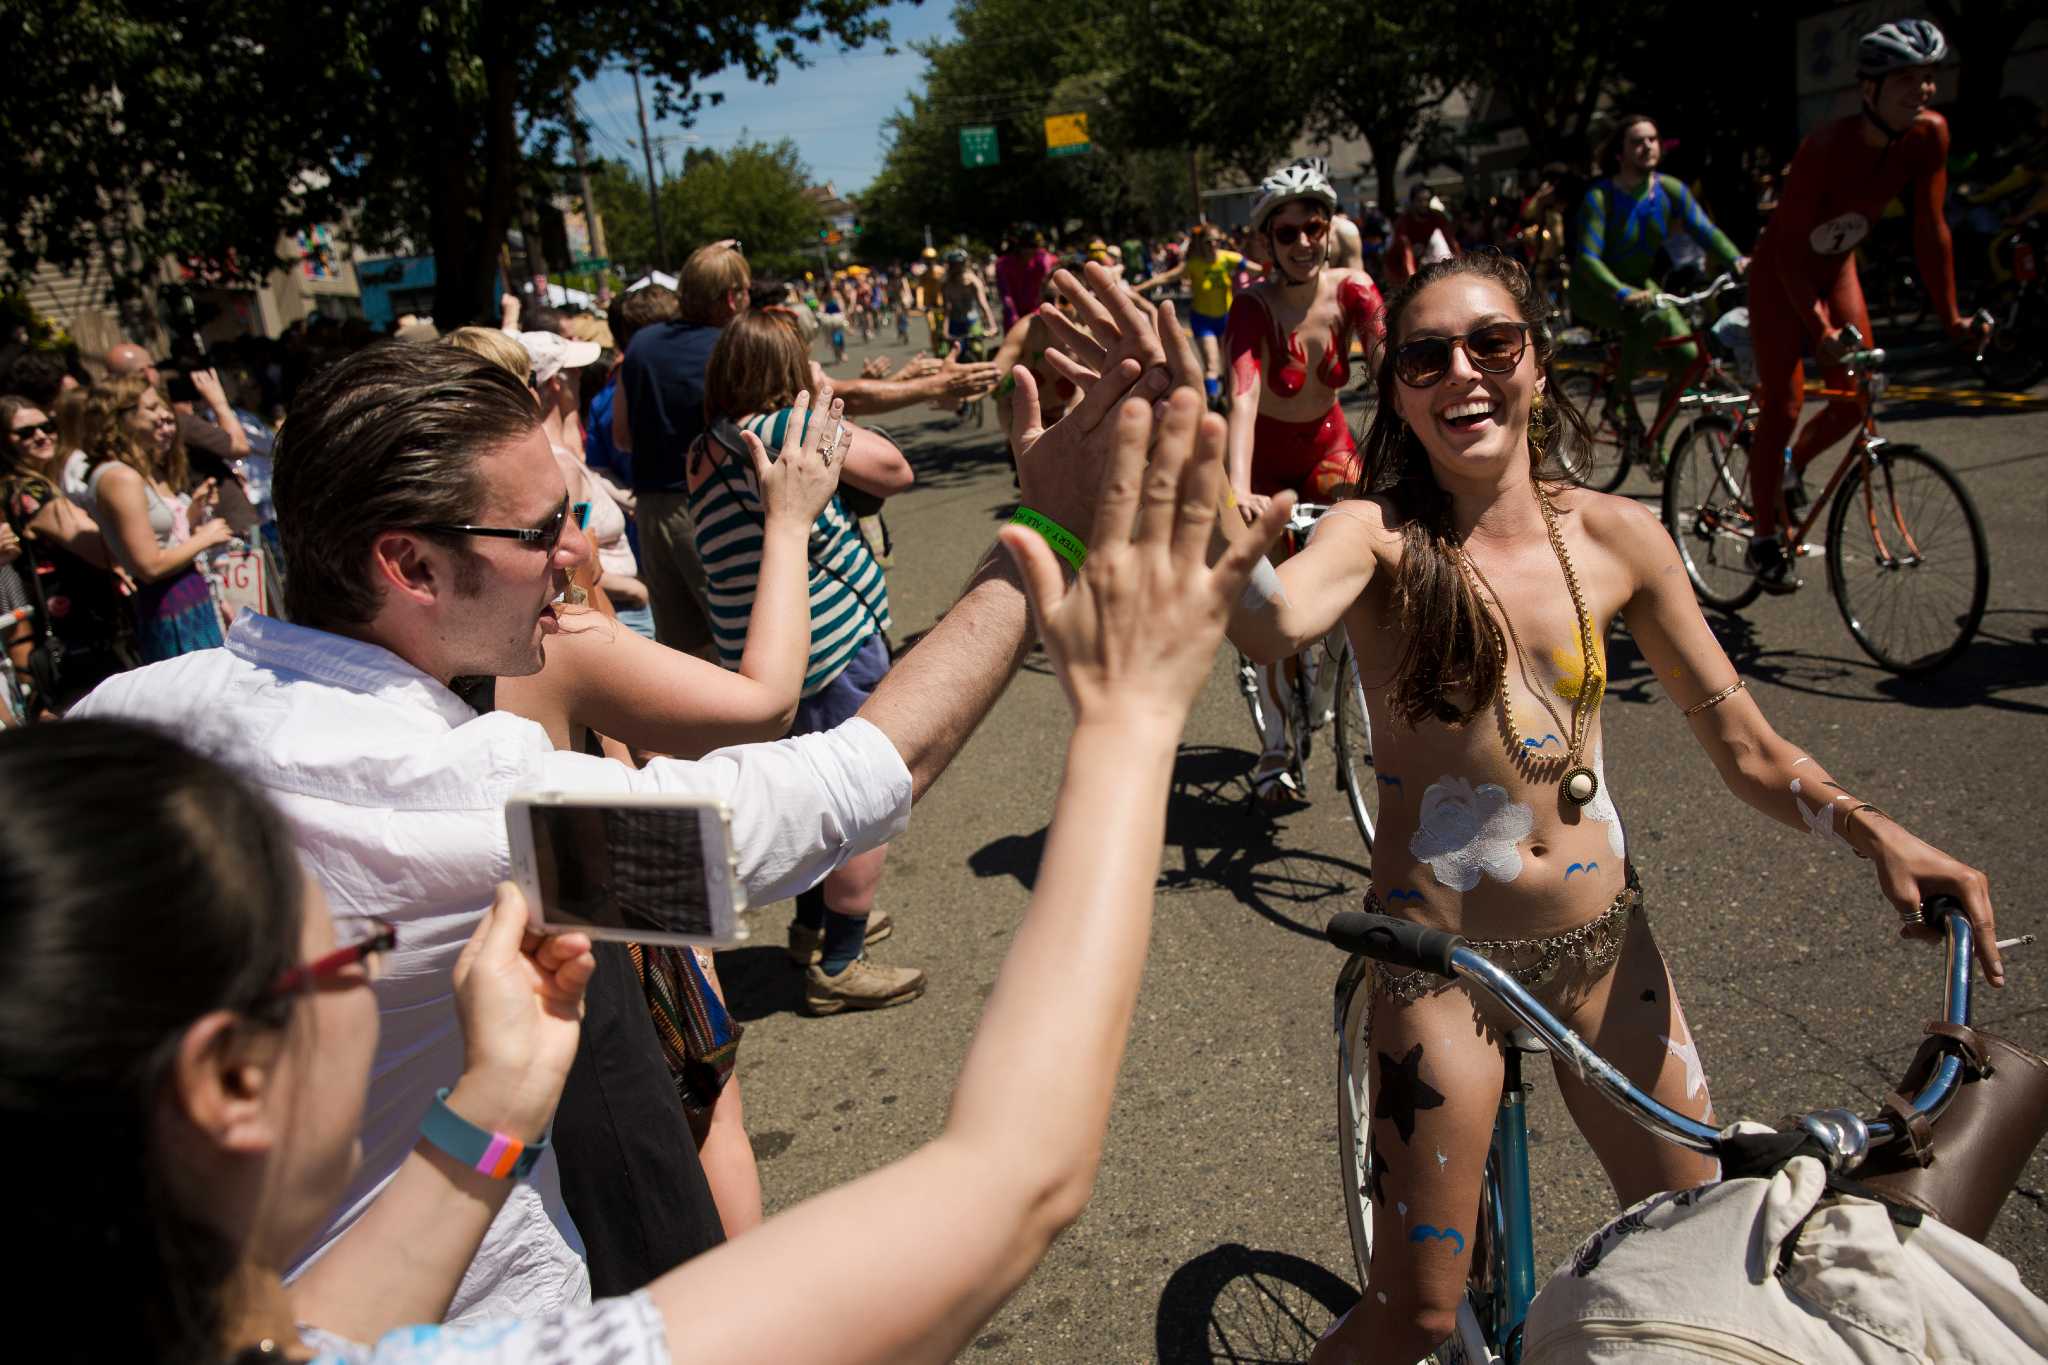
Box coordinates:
[1008,507,1087,572]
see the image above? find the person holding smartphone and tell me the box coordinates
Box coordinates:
[10,386,1286,1362]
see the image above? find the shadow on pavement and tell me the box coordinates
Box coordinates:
[1875,608,2048,718]
[968,745,1371,939]
[713,943,806,1023]
[1154,1243,1358,1364]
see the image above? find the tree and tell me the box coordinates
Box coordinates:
[661,139,825,277]
[590,159,659,275]
[1437,0,1654,168]
[1,0,895,329]
[1310,6,1456,211]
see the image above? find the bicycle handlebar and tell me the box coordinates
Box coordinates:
[1650,273,1739,313]
[1325,896,1976,1166]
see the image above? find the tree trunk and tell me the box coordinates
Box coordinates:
[428,48,521,328]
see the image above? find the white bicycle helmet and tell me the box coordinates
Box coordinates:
[1250,157,1339,232]
[1857,19,1948,79]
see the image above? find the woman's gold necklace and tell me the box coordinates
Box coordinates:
[1457,483,1605,806]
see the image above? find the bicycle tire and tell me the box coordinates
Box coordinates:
[1825,444,1989,673]
[1661,413,1764,612]
[1330,643,1377,853]
[1557,371,1630,492]
[1334,965,1497,1363]
[1978,287,2047,392]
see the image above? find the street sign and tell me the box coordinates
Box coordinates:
[959,125,999,169]
[1045,113,1090,158]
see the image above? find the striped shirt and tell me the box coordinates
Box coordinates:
[687,407,892,697]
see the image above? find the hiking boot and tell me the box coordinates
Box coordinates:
[1744,534,1802,595]
[786,909,894,967]
[804,954,927,1015]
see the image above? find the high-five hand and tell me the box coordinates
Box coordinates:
[1001,388,1292,725]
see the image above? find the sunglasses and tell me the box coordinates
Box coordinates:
[418,494,572,553]
[1392,323,1533,388]
[270,916,397,996]
[10,421,54,441]
[1269,219,1329,247]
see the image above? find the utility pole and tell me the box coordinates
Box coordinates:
[564,84,608,264]
[631,67,668,270]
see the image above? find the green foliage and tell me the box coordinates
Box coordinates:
[0,0,892,328]
[663,140,826,275]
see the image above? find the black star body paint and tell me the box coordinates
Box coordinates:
[1374,1043,1446,1144]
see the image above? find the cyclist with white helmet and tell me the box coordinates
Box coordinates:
[940,248,994,360]
[1742,18,1983,592]
[1226,157,1387,804]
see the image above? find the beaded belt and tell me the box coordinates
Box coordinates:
[1369,866,1642,1005]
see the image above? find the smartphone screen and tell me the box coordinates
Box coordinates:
[527,803,717,940]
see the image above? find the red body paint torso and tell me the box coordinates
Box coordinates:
[1227,274,1385,400]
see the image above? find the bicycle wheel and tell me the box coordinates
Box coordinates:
[1330,643,1377,853]
[1825,443,1989,673]
[1334,965,1497,1364]
[1557,371,1630,492]
[1662,413,1764,612]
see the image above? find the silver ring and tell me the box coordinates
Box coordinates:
[1898,904,1927,926]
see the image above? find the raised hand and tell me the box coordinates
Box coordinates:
[753,385,845,527]
[450,883,597,1140]
[1035,262,1174,405]
[189,366,233,413]
[1000,387,1291,725]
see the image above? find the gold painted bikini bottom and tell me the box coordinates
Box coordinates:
[1368,865,1643,1006]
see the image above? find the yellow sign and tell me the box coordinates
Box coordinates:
[1044,113,1089,150]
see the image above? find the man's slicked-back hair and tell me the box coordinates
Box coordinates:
[272,342,539,632]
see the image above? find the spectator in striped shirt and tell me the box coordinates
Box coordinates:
[690,311,923,1015]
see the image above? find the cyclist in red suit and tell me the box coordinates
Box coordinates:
[1383,184,1462,291]
[1744,19,1979,591]
[1225,157,1385,803]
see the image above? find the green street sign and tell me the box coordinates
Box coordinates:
[1047,142,1090,159]
[573,256,610,272]
[960,125,999,169]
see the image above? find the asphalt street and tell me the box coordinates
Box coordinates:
[713,319,2048,1363]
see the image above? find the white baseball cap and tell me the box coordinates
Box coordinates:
[518,330,602,384]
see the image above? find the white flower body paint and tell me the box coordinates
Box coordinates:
[1409,778,1534,892]
[1582,742,1627,861]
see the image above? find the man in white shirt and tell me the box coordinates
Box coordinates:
[75,299,1173,1316]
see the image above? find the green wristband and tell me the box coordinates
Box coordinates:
[1009,507,1087,572]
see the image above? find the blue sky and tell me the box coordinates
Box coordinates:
[574,1,955,198]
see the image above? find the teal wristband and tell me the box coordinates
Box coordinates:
[420,1088,549,1180]
[1009,507,1087,572]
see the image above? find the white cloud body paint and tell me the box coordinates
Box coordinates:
[1409,778,1534,892]
[1582,743,1627,860]
[1236,556,1290,615]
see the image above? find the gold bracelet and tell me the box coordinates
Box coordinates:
[1681,678,1747,717]
[1844,803,1889,854]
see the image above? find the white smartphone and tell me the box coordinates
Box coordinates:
[505,791,749,949]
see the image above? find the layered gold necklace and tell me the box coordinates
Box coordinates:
[1457,483,1605,806]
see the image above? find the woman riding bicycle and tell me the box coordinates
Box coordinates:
[1569,114,1748,448]
[1223,156,1386,805]
[1214,251,2002,1365]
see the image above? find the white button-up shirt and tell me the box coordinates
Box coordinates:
[73,614,911,1320]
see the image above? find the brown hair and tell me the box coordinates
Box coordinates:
[609,284,680,352]
[703,311,811,422]
[53,386,90,461]
[1356,251,1592,729]
[677,243,751,325]
[271,343,539,631]
[1597,113,1658,176]
[81,374,189,493]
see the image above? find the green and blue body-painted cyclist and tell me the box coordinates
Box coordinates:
[1569,115,1748,429]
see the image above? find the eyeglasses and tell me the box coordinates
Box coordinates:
[1392,323,1533,388]
[10,421,53,441]
[270,916,397,996]
[417,495,571,553]
[1269,219,1329,247]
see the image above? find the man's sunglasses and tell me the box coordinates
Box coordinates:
[270,916,397,997]
[418,495,572,553]
[1269,219,1329,247]
[9,421,53,440]
[1392,323,1533,388]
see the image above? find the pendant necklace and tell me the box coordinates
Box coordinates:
[1457,483,1605,807]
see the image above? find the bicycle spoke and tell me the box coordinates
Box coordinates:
[1829,449,1988,672]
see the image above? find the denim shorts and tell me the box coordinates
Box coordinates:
[790,632,891,737]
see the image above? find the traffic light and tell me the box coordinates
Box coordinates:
[818,228,829,241]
